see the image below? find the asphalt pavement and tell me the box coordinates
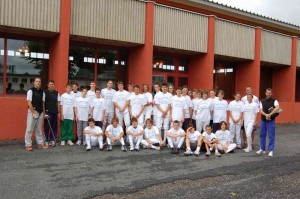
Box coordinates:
[0,124,299,199]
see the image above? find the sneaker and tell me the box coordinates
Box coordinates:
[121,145,127,152]
[130,146,134,151]
[134,146,140,151]
[206,151,211,156]
[67,140,74,146]
[155,146,161,151]
[49,141,56,147]
[256,149,266,155]
[219,150,225,154]
[38,145,49,149]
[44,142,49,147]
[25,146,33,151]
[107,145,112,151]
[99,146,103,151]
[209,147,213,152]
[86,146,91,151]
[184,149,193,156]
[268,151,273,157]
[142,145,148,149]
[236,145,242,149]
[244,148,252,153]
[76,141,81,146]
[83,141,87,146]
[194,150,200,156]
[175,148,180,154]
[215,151,221,157]
[61,141,65,146]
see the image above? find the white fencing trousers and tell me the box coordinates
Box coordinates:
[156,116,170,131]
[103,112,114,130]
[167,136,185,148]
[217,143,237,153]
[196,120,210,133]
[128,134,143,147]
[116,112,130,128]
[85,134,103,148]
[229,123,242,146]
[25,110,44,146]
[141,139,159,149]
[245,121,255,150]
[106,137,125,146]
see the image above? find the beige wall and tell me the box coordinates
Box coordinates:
[0,0,60,32]
[297,39,300,67]
[154,5,208,53]
[71,0,145,44]
[215,19,255,60]
[261,30,292,65]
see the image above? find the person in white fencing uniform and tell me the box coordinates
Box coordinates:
[127,117,144,151]
[105,117,127,152]
[200,125,221,157]
[101,80,116,129]
[166,120,186,154]
[75,87,90,145]
[84,118,104,151]
[141,118,164,150]
[195,90,212,133]
[241,86,259,149]
[153,82,162,126]
[128,85,146,126]
[90,88,106,129]
[212,90,228,133]
[184,125,201,156]
[215,121,236,153]
[228,92,244,149]
[243,94,259,152]
[155,83,172,145]
[170,87,187,128]
[142,84,153,123]
[113,81,130,130]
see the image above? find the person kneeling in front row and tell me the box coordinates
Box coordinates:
[184,125,201,156]
[105,117,127,152]
[127,117,144,151]
[215,121,236,154]
[84,118,104,151]
[141,118,164,151]
[166,120,186,154]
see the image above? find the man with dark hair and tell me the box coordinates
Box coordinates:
[44,80,61,147]
[24,77,48,151]
[257,88,280,157]
[101,80,116,128]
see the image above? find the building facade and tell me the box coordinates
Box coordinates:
[0,0,300,140]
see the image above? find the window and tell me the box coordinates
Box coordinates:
[97,49,117,88]
[2,39,49,95]
[153,55,175,72]
[179,58,188,73]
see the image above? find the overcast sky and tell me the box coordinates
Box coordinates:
[210,0,300,26]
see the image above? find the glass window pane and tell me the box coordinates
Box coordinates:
[97,50,117,88]
[153,55,175,72]
[179,58,188,73]
[0,38,4,94]
[69,46,95,87]
[6,39,48,95]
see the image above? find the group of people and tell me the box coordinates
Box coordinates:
[24,77,280,157]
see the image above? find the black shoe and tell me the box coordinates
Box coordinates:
[219,150,225,154]
[175,148,180,154]
[171,148,175,154]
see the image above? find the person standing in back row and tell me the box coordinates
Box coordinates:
[101,80,116,129]
[44,80,61,147]
[24,77,48,151]
[257,88,280,157]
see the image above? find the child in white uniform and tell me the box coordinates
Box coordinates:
[142,84,153,122]
[129,85,146,126]
[101,80,116,129]
[90,88,106,128]
[170,87,187,127]
[141,118,164,150]
[105,117,127,152]
[166,120,186,154]
[127,117,144,151]
[113,81,130,129]
[212,90,228,133]
[228,92,244,149]
[84,118,104,151]
[216,121,237,153]
[195,90,212,133]
[184,125,201,156]
[243,94,259,152]
[200,125,221,156]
